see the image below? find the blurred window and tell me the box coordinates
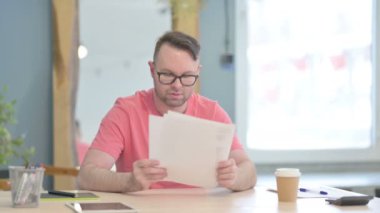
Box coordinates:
[236,0,379,163]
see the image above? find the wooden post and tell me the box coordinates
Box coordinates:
[170,0,201,93]
[52,0,78,190]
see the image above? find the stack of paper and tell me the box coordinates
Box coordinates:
[149,111,235,188]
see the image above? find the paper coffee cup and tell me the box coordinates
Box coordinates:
[275,168,301,202]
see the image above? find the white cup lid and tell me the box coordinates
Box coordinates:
[274,168,301,177]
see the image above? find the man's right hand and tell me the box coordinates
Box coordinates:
[78,150,168,193]
[131,159,167,190]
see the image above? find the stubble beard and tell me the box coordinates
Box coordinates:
[155,88,189,108]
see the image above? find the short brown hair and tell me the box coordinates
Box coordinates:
[153,31,200,61]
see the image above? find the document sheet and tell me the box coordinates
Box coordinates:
[149,111,235,188]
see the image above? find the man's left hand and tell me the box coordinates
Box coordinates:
[217,159,238,189]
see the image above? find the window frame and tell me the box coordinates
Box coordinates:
[235,0,380,164]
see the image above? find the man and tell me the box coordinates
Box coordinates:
[78,31,257,192]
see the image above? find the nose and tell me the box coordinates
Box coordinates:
[170,77,182,88]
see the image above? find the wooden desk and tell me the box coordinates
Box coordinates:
[1,187,379,212]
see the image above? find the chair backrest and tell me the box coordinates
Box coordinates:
[0,178,10,190]
[44,165,79,177]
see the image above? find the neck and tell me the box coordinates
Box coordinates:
[153,92,187,115]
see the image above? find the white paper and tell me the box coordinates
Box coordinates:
[149,111,235,188]
[267,185,366,199]
[298,185,366,198]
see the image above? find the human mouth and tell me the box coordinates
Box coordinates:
[168,92,182,99]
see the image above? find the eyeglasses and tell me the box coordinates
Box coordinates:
[156,71,199,86]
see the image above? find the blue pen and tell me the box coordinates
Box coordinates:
[299,188,328,195]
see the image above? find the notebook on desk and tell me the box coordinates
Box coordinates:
[267,185,367,199]
[41,192,99,201]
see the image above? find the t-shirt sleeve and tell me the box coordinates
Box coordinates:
[90,102,128,160]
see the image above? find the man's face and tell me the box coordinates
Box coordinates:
[149,43,200,109]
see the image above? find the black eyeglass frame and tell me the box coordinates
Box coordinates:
[156,71,199,86]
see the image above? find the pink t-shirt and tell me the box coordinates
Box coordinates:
[90,89,243,189]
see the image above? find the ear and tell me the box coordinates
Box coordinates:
[148,61,155,77]
[198,64,202,73]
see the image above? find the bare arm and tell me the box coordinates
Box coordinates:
[77,149,137,192]
[77,149,167,193]
[217,149,257,191]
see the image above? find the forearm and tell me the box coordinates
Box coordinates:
[230,160,257,191]
[78,164,142,193]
